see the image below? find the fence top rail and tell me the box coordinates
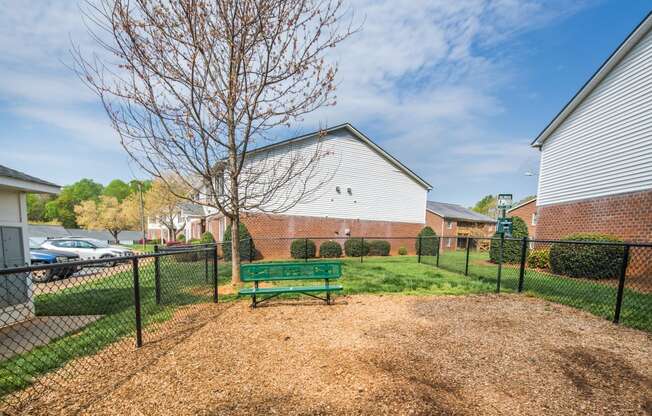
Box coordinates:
[221,236,652,247]
[0,245,217,275]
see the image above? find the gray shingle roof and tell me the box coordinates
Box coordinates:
[28,225,143,241]
[0,164,59,188]
[180,202,205,217]
[426,201,496,223]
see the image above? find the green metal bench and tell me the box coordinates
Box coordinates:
[238,262,343,307]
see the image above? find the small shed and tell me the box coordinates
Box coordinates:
[0,165,60,326]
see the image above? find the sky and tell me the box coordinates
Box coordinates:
[0,0,650,208]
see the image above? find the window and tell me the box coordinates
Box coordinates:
[446,238,452,248]
[447,221,453,229]
[531,213,538,226]
[75,241,95,249]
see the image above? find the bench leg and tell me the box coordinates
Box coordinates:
[251,293,257,308]
[325,278,331,305]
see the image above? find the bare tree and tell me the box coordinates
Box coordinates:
[74,0,355,283]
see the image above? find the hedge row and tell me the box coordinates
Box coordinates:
[290,238,393,259]
[549,233,624,279]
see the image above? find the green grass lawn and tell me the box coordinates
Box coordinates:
[220,256,496,296]
[119,243,157,253]
[433,249,652,332]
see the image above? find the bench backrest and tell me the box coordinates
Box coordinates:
[240,262,342,282]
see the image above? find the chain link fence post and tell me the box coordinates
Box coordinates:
[496,233,504,293]
[213,244,219,303]
[417,235,422,263]
[305,238,309,263]
[464,237,470,276]
[132,256,143,348]
[360,237,364,263]
[436,236,440,267]
[518,237,528,292]
[613,244,630,324]
[154,245,161,305]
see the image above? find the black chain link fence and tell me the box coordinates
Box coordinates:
[1,235,651,408]
[431,236,652,332]
[0,244,218,408]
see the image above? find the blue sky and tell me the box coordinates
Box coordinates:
[0,0,650,207]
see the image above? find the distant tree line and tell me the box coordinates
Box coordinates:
[27,179,152,228]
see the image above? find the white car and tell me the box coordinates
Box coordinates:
[41,238,133,266]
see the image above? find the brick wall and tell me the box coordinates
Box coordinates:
[537,190,652,278]
[425,211,457,250]
[508,199,537,237]
[214,213,424,259]
[425,211,495,252]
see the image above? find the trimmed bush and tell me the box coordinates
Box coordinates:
[344,238,369,257]
[200,232,215,244]
[177,233,186,242]
[398,246,408,256]
[489,216,528,264]
[290,239,317,259]
[319,241,342,258]
[527,248,550,269]
[222,223,255,261]
[415,227,438,256]
[549,233,624,279]
[368,240,390,256]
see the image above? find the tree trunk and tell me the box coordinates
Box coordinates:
[110,230,120,244]
[230,216,241,285]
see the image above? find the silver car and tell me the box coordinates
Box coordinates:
[41,238,133,266]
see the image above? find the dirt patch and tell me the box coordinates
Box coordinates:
[4,295,651,415]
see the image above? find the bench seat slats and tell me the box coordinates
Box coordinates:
[238,285,343,295]
[241,262,341,282]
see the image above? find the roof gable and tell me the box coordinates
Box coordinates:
[248,123,432,190]
[0,164,60,194]
[507,198,536,213]
[531,12,652,147]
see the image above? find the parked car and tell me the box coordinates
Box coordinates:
[40,238,134,266]
[29,243,81,282]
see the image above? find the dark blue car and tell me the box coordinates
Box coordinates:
[30,243,81,282]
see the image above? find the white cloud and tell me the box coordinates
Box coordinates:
[0,0,591,201]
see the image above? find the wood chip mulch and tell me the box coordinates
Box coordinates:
[5,294,651,415]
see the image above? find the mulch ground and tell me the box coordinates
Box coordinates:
[5,294,652,415]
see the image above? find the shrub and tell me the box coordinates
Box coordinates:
[319,241,342,258]
[415,227,438,256]
[398,246,408,255]
[222,223,255,261]
[290,239,317,259]
[489,216,528,264]
[527,248,550,269]
[200,232,215,244]
[165,240,183,247]
[177,233,186,242]
[549,233,624,279]
[368,240,390,256]
[344,238,369,257]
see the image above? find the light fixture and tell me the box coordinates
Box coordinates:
[336,186,341,193]
[347,187,352,195]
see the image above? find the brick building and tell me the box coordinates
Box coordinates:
[532,14,652,278]
[507,198,537,237]
[531,13,652,245]
[148,124,432,258]
[425,201,496,251]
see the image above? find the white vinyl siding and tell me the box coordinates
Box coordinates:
[244,129,427,223]
[537,27,652,206]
